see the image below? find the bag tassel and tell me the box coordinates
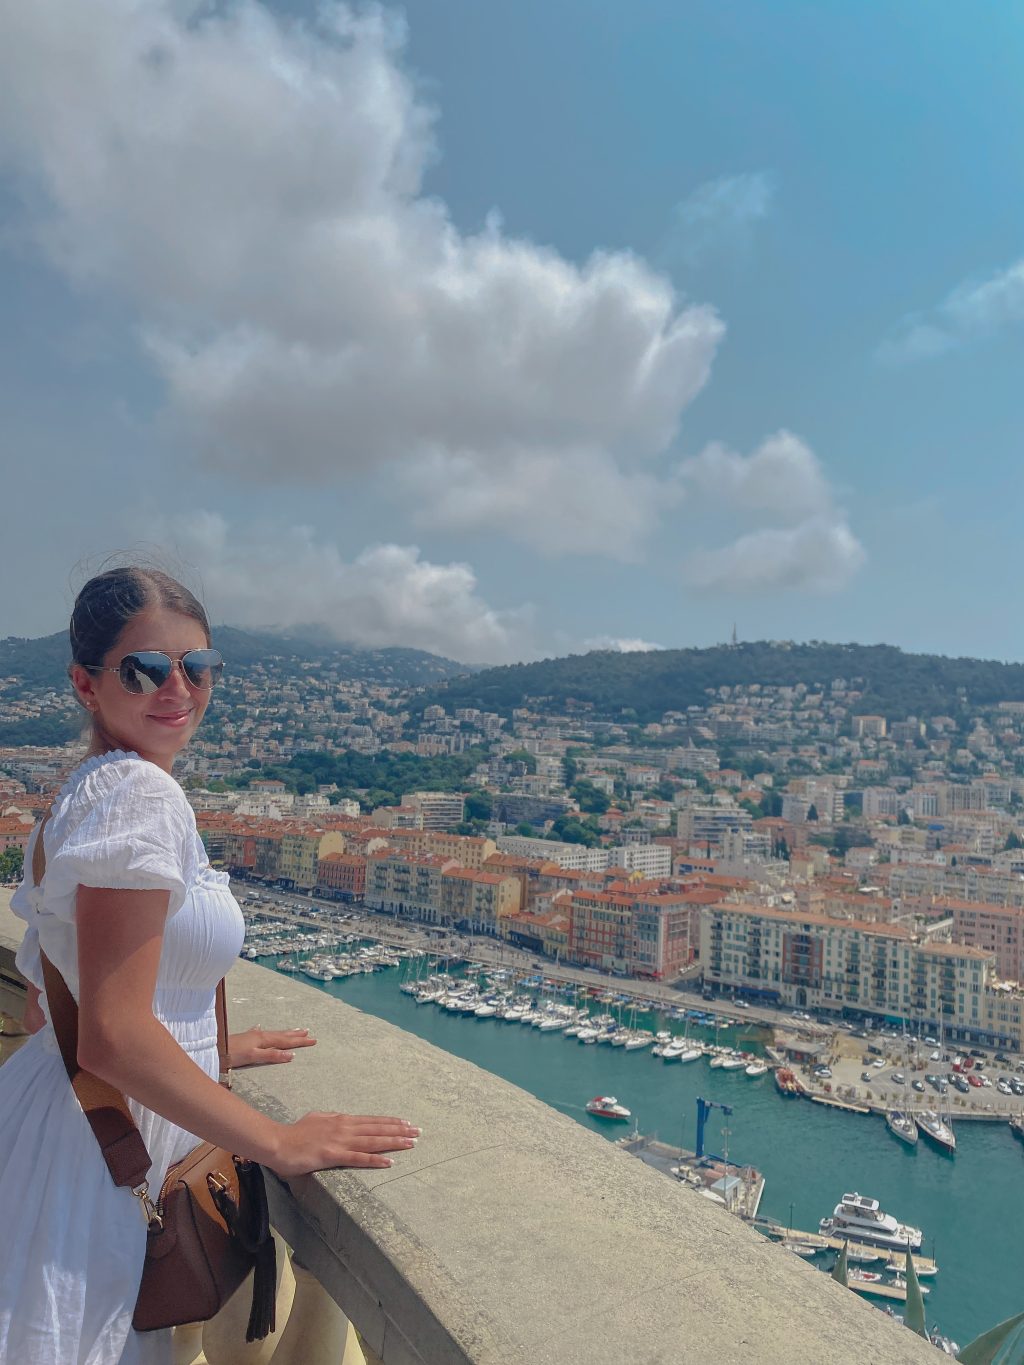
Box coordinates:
[246,1236,278,1343]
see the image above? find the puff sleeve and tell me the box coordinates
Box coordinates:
[11,824,44,989]
[43,758,193,919]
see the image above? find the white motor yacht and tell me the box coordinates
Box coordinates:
[819,1192,923,1252]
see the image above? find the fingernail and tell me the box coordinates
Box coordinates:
[284,1052,294,1061]
[384,1158,394,1167]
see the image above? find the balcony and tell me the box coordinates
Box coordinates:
[0,900,937,1365]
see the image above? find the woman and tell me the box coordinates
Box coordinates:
[0,567,419,1364]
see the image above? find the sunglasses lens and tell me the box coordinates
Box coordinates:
[182,649,224,689]
[120,652,173,695]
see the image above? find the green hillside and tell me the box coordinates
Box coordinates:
[416,641,1024,723]
[0,627,472,697]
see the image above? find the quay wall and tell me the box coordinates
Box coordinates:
[0,894,938,1364]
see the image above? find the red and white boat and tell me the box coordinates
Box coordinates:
[586,1095,631,1120]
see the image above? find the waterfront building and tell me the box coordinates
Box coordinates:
[278,828,346,890]
[365,852,458,921]
[438,867,521,934]
[698,901,1021,1046]
[315,851,367,902]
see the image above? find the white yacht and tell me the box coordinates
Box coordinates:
[819,1192,923,1252]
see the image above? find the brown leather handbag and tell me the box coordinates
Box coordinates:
[33,829,276,1340]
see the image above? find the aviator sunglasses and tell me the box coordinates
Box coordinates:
[83,649,225,695]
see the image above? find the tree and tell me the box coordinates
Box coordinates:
[897,808,912,826]
[0,846,24,883]
[464,791,493,822]
[1005,831,1024,852]
[571,779,610,815]
[515,822,536,837]
[806,803,819,822]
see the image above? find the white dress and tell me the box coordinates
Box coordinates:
[0,751,245,1365]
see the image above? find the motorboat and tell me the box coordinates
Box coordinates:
[744,1061,768,1078]
[720,1053,747,1070]
[886,1111,919,1147]
[883,1254,937,1278]
[676,1048,703,1064]
[819,1193,923,1251]
[585,1096,632,1120]
[915,1110,956,1155]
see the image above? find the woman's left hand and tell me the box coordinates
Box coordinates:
[227,1026,317,1068]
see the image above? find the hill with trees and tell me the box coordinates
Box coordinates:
[415,641,1024,723]
[0,627,472,698]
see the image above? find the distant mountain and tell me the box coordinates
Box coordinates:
[414,641,1024,723]
[0,627,473,695]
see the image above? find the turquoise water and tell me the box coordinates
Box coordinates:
[275,958,1024,1347]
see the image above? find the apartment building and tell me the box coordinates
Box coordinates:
[438,867,521,934]
[940,898,1024,983]
[277,828,346,890]
[405,790,466,830]
[365,852,458,920]
[493,835,671,877]
[699,902,1007,1045]
[676,803,753,851]
[567,886,696,980]
[315,852,367,902]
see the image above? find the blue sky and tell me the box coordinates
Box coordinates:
[2,1,1023,663]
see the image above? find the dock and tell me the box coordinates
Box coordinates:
[848,1276,930,1303]
[758,1224,938,1277]
[617,1133,765,1221]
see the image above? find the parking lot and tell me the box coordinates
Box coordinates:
[801,1030,1024,1118]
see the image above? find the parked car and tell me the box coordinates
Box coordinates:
[815,1067,833,1079]
[997,1080,1013,1096]
[872,1057,886,1069]
[734,1000,750,1009]
[968,1074,984,1088]
[994,1053,1012,1065]
[912,1079,926,1093]
[979,1074,992,1087]
[969,1048,987,1058]
[1011,1079,1024,1096]
[891,1072,906,1085]
[861,1071,874,1082]
[929,1049,942,1062]
[953,1076,971,1093]
[924,1035,938,1046]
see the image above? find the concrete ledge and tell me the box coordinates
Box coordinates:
[1,898,937,1364]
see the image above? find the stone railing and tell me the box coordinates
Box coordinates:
[0,897,938,1364]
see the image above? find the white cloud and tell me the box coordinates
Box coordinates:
[677,431,864,593]
[583,636,664,653]
[406,446,672,559]
[878,257,1024,363]
[0,0,723,551]
[158,512,534,665]
[678,430,834,524]
[683,519,866,593]
[665,171,775,265]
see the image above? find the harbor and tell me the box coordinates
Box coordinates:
[240,900,1024,1347]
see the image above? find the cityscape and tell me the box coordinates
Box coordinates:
[3,0,1024,1360]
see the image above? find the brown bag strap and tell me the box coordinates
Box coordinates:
[32,808,233,1194]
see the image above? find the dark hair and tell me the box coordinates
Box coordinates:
[70,567,211,667]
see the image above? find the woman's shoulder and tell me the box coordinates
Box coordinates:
[52,751,192,832]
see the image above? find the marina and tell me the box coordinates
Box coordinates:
[243,905,1024,1346]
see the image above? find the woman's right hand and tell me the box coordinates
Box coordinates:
[270,1112,421,1177]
